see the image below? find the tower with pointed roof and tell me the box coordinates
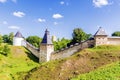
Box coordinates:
[13,31,25,46]
[94,27,108,46]
[39,29,54,62]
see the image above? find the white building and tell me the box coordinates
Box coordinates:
[13,31,25,46]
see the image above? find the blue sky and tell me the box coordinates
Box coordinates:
[0,0,120,39]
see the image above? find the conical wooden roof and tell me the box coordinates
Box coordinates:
[41,29,53,44]
[14,31,23,38]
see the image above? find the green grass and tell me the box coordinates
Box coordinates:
[0,46,39,80]
[0,45,120,80]
[22,45,120,80]
[71,61,120,80]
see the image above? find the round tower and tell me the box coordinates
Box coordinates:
[13,31,24,46]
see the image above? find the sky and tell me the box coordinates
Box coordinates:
[0,0,120,39]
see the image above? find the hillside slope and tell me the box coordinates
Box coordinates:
[71,61,120,80]
[0,46,39,80]
[21,45,120,80]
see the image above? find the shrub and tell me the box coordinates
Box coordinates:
[0,44,10,56]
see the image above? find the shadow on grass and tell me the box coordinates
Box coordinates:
[24,47,39,63]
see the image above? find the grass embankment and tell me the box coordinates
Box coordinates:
[22,45,120,80]
[0,46,39,80]
[71,61,120,80]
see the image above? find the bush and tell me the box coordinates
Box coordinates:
[0,44,11,56]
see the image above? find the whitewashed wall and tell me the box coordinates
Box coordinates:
[13,37,24,46]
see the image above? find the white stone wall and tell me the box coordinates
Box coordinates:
[39,44,54,62]
[26,42,39,58]
[95,36,108,46]
[13,37,24,46]
[108,37,120,45]
[47,45,54,61]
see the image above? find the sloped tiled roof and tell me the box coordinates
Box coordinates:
[94,27,107,36]
[14,31,23,38]
[41,29,53,44]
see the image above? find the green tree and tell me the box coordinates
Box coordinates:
[26,36,42,48]
[3,45,10,56]
[112,31,120,36]
[72,28,87,43]
[0,34,3,45]
[53,38,71,51]
[8,32,14,44]
[0,44,10,56]
[86,34,92,39]
[2,32,14,44]
[2,35,9,43]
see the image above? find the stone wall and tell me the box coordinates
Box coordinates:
[94,35,108,46]
[24,39,94,62]
[26,42,39,58]
[108,37,120,45]
[51,39,94,60]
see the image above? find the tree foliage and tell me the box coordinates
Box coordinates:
[0,44,10,56]
[53,38,71,51]
[2,32,14,44]
[72,28,91,43]
[2,35,9,43]
[8,32,14,44]
[0,34,3,45]
[112,31,120,36]
[26,36,42,48]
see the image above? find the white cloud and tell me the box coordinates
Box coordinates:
[53,22,58,25]
[0,0,7,3]
[38,18,46,23]
[93,0,109,7]
[3,21,8,24]
[8,26,20,29]
[13,11,25,18]
[52,14,63,19]
[0,0,17,3]
[60,1,64,5]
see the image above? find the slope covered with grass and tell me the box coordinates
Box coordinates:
[71,61,120,80]
[0,46,39,80]
[22,45,120,80]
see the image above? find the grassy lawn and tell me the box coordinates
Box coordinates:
[0,46,39,80]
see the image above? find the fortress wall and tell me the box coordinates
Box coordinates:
[26,42,39,58]
[108,37,120,45]
[51,40,94,60]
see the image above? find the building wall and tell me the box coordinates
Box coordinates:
[47,44,54,61]
[108,38,120,45]
[95,36,120,46]
[13,37,24,46]
[39,44,54,62]
[94,35,108,46]
[39,44,47,62]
